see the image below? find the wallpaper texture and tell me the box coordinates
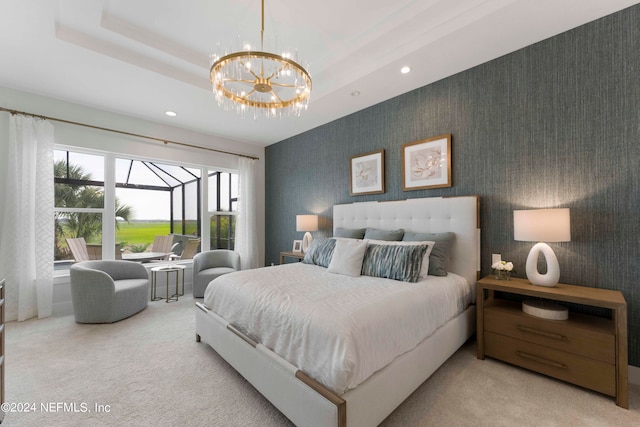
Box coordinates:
[266,6,640,365]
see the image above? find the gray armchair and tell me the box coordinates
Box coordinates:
[70,260,150,323]
[192,250,241,298]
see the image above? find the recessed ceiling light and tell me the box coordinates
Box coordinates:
[351,91,361,97]
[165,111,177,117]
[400,66,412,74]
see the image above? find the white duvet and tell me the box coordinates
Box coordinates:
[203,263,472,394]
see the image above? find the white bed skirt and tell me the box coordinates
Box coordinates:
[196,302,476,427]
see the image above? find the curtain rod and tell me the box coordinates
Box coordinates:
[0,106,259,160]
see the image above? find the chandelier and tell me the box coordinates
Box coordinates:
[210,0,312,118]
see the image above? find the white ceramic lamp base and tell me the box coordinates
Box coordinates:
[525,242,560,287]
[302,232,313,253]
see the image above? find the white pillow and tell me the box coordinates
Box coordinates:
[365,239,435,278]
[327,239,368,277]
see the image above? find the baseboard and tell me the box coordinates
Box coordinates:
[52,300,74,317]
[629,365,640,386]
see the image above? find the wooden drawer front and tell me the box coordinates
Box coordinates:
[485,332,615,397]
[484,306,615,363]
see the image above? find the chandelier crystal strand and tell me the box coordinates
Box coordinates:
[210,0,311,118]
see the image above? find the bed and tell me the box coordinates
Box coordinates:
[195,196,480,427]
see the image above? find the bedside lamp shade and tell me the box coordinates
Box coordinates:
[514,208,570,287]
[296,215,318,253]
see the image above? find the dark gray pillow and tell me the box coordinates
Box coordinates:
[302,237,336,267]
[334,227,366,239]
[363,227,404,241]
[402,232,455,276]
[361,243,429,283]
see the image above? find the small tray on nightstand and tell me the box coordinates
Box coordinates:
[522,299,569,320]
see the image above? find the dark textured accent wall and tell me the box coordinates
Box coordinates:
[266,6,640,365]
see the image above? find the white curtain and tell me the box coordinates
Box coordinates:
[235,157,259,270]
[0,113,54,321]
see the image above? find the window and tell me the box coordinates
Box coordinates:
[208,172,238,249]
[54,150,105,265]
[114,158,201,253]
[54,148,237,267]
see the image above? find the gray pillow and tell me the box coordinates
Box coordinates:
[363,227,404,241]
[334,227,366,239]
[402,232,455,276]
[302,237,336,267]
[361,243,429,283]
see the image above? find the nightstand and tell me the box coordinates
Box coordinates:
[280,251,305,264]
[476,276,628,408]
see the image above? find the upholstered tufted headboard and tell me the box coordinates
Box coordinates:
[333,196,480,285]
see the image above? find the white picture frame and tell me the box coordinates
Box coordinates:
[292,240,303,252]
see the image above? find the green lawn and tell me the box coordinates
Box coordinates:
[59,219,210,252]
[116,221,171,246]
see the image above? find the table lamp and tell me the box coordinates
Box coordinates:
[296,214,318,253]
[513,208,570,287]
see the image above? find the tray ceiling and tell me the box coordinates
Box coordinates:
[0,0,637,146]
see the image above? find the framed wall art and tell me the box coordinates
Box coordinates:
[350,149,385,195]
[402,134,451,191]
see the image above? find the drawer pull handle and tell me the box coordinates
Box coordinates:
[517,325,567,341]
[516,351,567,369]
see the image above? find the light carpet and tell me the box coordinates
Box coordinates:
[5,295,640,426]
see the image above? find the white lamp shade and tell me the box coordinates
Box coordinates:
[296,215,318,232]
[513,208,570,242]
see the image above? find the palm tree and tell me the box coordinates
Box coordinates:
[54,160,133,259]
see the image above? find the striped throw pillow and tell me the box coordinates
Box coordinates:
[302,237,336,268]
[361,243,429,282]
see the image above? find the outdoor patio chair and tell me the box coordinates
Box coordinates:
[172,238,200,260]
[151,235,174,260]
[66,237,90,262]
[192,250,240,298]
